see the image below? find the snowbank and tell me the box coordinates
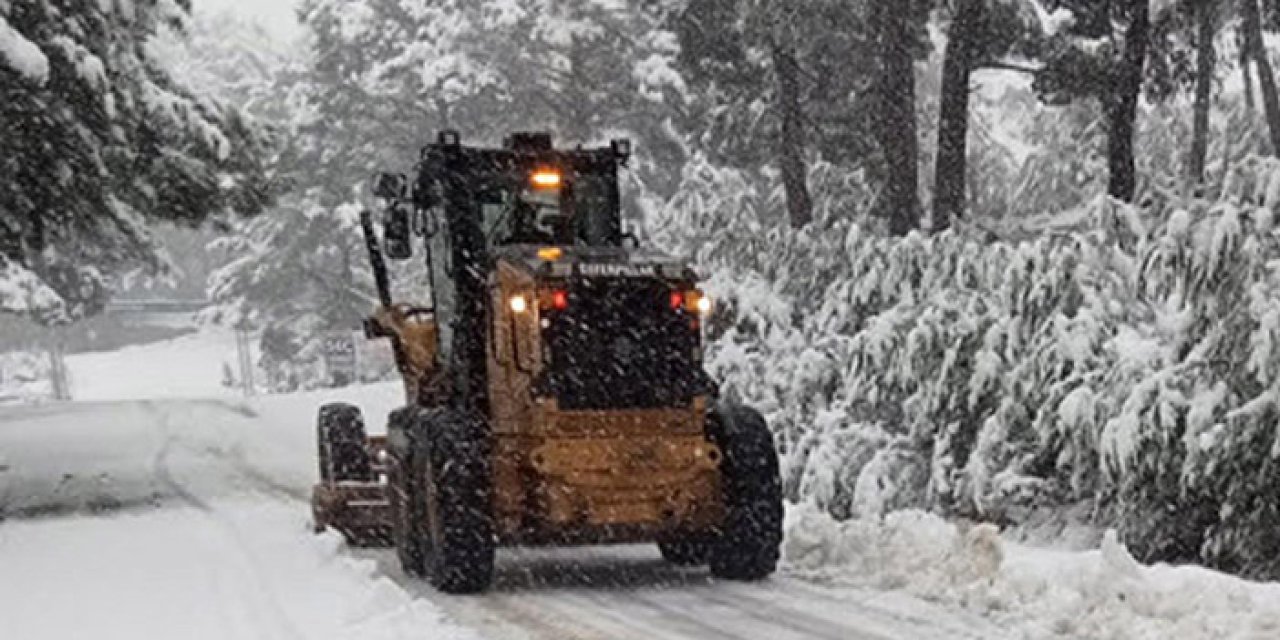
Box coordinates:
[63,327,245,401]
[784,502,1280,639]
[0,351,50,403]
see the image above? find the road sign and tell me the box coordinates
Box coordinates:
[322,331,357,385]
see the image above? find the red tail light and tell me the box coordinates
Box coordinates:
[552,289,569,310]
[669,291,685,310]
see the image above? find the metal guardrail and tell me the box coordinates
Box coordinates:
[103,299,208,314]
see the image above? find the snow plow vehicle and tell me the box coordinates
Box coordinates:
[310,131,783,593]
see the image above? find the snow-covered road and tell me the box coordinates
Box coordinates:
[384,545,993,640]
[0,397,1002,640]
[7,331,1280,639]
[0,398,481,640]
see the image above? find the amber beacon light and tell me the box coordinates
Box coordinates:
[530,170,562,189]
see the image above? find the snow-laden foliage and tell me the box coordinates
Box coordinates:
[0,349,49,400]
[669,150,1280,578]
[0,258,63,319]
[0,0,272,321]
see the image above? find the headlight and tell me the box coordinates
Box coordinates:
[683,290,711,315]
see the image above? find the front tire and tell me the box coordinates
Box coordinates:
[706,404,783,581]
[317,403,372,482]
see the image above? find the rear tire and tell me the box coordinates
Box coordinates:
[706,404,783,581]
[317,403,372,482]
[413,408,496,594]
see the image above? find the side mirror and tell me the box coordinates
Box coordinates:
[373,173,408,200]
[384,204,412,260]
[417,207,441,238]
[611,138,631,164]
[621,222,641,249]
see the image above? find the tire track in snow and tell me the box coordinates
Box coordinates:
[374,545,976,640]
[143,400,306,640]
[733,577,997,640]
[377,557,607,640]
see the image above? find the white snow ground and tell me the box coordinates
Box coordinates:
[3,329,1279,639]
[63,326,248,401]
[784,505,1280,639]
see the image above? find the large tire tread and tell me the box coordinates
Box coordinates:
[389,407,427,577]
[415,408,495,594]
[318,402,373,483]
[707,403,784,581]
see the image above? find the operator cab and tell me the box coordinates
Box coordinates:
[373,131,643,404]
[456,132,625,250]
[478,168,615,247]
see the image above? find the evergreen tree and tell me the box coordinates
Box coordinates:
[870,0,931,234]
[1242,0,1280,154]
[1035,0,1153,203]
[1187,0,1221,185]
[675,0,878,229]
[933,0,1046,230]
[0,0,271,321]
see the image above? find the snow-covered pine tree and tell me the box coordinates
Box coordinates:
[0,0,271,321]
[1034,0,1156,202]
[674,0,889,229]
[933,0,1052,229]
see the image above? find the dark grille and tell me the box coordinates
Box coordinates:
[539,278,712,410]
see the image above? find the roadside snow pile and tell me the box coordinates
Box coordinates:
[65,327,246,401]
[783,503,1280,639]
[0,351,50,403]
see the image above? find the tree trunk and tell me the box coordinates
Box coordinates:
[1105,0,1150,203]
[1189,0,1217,187]
[771,45,813,229]
[1240,23,1256,112]
[1243,0,1280,155]
[932,0,983,232]
[871,0,922,235]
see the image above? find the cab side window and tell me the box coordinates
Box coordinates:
[573,175,615,246]
[427,210,456,360]
[480,188,514,245]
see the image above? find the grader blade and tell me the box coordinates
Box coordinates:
[312,432,394,547]
[311,482,393,547]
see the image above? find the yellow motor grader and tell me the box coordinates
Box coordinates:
[310,131,783,593]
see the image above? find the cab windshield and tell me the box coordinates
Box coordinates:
[480,173,615,247]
